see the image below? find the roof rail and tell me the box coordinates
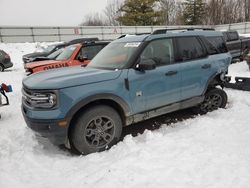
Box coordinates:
[118,33,151,39]
[68,37,99,45]
[152,27,215,35]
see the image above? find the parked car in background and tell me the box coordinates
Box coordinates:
[25,41,109,74]
[0,50,13,72]
[22,38,99,64]
[25,48,64,63]
[22,29,231,155]
[222,30,250,61]
[22,43,67,64]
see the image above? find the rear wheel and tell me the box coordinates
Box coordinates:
[69,105,123,155]
[0,64,4,72]
[195,88,227,114]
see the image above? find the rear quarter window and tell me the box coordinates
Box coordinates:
[175,37,207,62]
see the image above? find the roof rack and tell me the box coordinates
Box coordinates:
[68,37,99,45]
[118,33,151,39]
[152,27,215,35]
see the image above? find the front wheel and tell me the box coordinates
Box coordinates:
[69,105,123,155]
[195,88,228,114]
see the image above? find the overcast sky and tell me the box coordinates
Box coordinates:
[0,0,109,26]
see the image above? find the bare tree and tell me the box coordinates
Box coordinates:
[104,0,123,26]
[80,13,107,26]
[206,0,244,25]
[159,0,177,25]
[244,0,250,21]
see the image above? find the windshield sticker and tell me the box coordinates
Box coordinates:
[124,42,141,48]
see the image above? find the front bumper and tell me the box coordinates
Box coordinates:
[22,106,68,145]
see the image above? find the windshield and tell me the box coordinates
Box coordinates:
[43,45,56,53]
[55,46,76,60]
[87,42,141,69]
[47,48,64,59]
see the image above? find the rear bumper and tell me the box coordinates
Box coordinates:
[3,61,13,69]
[22,107,68,145]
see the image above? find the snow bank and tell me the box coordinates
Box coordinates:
[0,43,250,188]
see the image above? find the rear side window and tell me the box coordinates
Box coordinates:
[202,38,218,55]
[228,32,238,41]
[0,50,8,59]
[222,32,229,42]
[206,36,228,53]
[175,37,207,62]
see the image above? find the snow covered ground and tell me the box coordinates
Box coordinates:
[0,43,250,188]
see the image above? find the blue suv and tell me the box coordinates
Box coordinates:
[22,30,231,154]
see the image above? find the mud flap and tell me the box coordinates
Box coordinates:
[225,77,250,91]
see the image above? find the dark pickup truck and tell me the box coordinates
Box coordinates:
[223,31,250,61]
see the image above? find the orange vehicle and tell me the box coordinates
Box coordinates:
[25,41,109,74]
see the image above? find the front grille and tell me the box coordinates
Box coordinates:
[22,86,33,107]
[22,86,58,109]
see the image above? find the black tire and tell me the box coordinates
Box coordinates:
[0,64,4,72]
[195,88,227,114]
[69,105,123,155]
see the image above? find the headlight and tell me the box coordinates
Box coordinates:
[22,88,57,109]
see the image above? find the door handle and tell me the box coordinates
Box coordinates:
[201,64,211,69]
[165,71,178,76]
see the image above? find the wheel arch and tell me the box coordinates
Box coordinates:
[66,94,131,135]
[202,73,223,95]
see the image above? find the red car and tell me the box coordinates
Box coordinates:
[25,41,109,74]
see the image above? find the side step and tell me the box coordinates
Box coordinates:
[225,76,250,91]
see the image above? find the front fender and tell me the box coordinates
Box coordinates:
[65,93,131,122]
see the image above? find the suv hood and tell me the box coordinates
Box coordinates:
[23,52,50,59]
[23,66,122,90]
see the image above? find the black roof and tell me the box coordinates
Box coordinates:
[67,38,99,45]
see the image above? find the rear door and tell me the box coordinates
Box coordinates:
[175,36,215,100]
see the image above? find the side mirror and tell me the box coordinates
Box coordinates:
[78,56,88,62]
[136,59,156,71]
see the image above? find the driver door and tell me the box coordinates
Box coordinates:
[127,38,181,114]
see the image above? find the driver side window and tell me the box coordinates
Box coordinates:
[140,39,174,66]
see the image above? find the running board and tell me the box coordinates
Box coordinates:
[126,96,204,125]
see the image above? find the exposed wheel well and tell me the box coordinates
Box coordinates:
[207,74,222,89]
[67,99,126,138]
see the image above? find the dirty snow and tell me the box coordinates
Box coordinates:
[0,43,250,188]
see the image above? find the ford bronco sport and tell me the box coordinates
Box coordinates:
[22,30,231,155]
